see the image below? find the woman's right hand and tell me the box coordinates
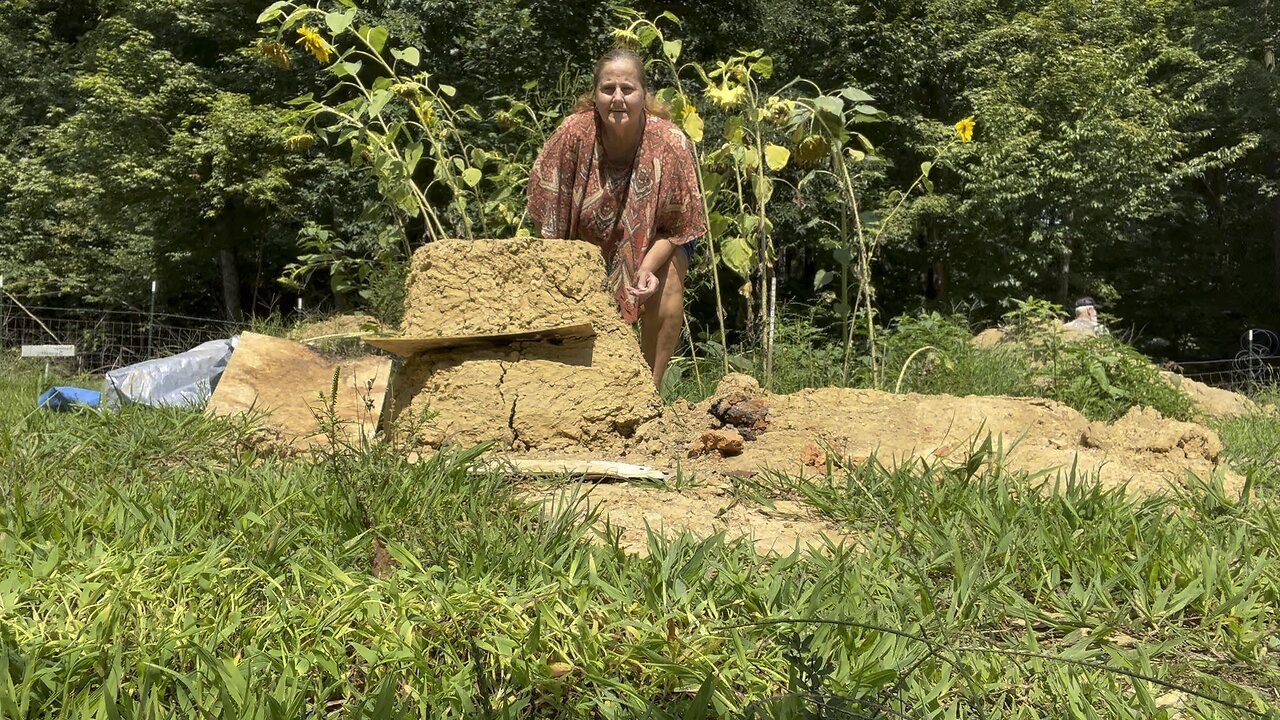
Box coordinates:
[626,269,660,305]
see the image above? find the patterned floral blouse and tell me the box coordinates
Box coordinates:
[528,110,707,323]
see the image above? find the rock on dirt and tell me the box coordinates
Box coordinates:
[688,429,745,458]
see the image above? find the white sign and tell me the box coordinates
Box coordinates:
[21,344,75,358]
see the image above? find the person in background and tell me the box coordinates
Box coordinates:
[527,47,706,390]
[1062,297,1108,337]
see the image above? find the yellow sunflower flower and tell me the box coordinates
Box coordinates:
[706,82,746,109]
[954,116,975,143]
[295,25,333,64]
[254,39,291,68]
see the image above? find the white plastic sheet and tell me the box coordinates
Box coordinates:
[103,337,239,409]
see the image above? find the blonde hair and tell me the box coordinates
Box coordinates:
[573,47,671,120]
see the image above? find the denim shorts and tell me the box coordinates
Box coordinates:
[681,239,698,262]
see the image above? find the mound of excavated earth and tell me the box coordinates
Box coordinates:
[383,240,1243,551]
[676,375,1243,498]
[391,239,662,452]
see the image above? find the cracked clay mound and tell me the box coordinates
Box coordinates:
[391,239,661,452]
[686,375,1243,498]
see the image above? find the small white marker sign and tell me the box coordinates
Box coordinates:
[21,344,75,358]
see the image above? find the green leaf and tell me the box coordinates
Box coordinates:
[814,95,844,118]
[839,87,875,103]
[723,116,745,145]
[764,144,790,171]
[462,168,482,187]
[708,211,730,237]
[920,161,933,177]
[405,142,423,173]
[701,171,723,194]
[367,89,393,116]
[325,9,355,35]
[662,39,682,63]
[438,84,457,97]
[256,1,290,24]
[335,60,362,77]
[360,25,389,54]
[833,248,853,266]
[720,236,755,278]
[637,25,659,48]
[391,47,420,67]
[751,174,773,203]
[750,56,774,78]
[814,268,835,290]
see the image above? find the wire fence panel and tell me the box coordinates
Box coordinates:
[1,297,245,374]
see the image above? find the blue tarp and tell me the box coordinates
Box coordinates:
[38,386,101,411]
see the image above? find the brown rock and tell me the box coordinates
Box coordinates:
[800,441,825,468]
[709,391,769,439]
[688,429,746,458]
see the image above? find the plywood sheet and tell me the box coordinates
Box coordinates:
[361,322,595,357]
[208,332,391,450]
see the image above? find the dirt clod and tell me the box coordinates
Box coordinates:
[708,387,769,440]
[688,429,745,458]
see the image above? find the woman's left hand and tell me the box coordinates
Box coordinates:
[627,269,660,305]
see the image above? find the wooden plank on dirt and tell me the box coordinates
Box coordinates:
[207,332,391,450]
[473,457,668,482]
[360,322,595,357]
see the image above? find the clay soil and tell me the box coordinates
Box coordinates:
[393,240,1248,554]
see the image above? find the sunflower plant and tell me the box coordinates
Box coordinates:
[788,89,977,385]
[257,0,537,247]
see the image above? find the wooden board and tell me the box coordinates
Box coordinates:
[207,332,391,450]
[361,322,595,357]
[22,344,75,357]
[471,458,668,482]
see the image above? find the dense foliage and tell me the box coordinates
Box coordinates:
[1,360,1277,717]
[1,0,1277,359]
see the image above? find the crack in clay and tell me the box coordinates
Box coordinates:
[495,359,514,445]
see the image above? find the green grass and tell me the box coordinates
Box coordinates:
[1,359,1278,718]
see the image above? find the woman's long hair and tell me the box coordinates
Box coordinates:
[573,47,671,120]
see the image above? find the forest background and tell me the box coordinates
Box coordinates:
[2,0,1278,363]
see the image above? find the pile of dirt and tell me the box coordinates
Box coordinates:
[673,375,1242,498]
[289,313,382,340]
[1158,371,1259,419]
[391,239,662,452]
[971,327,1261,419]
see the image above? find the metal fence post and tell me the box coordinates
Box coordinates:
[147,280,157,358]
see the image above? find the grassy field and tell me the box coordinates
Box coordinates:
[1,356,1278,719]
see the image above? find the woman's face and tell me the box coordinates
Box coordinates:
[594,59,645,139]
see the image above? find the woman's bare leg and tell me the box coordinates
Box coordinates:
[640,250,689,389]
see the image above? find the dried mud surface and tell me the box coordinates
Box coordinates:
[392,239,661,452]
[208,332,391,450]
[670,375,1243,498]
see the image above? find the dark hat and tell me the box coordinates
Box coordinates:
[1074,297,1099,309]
